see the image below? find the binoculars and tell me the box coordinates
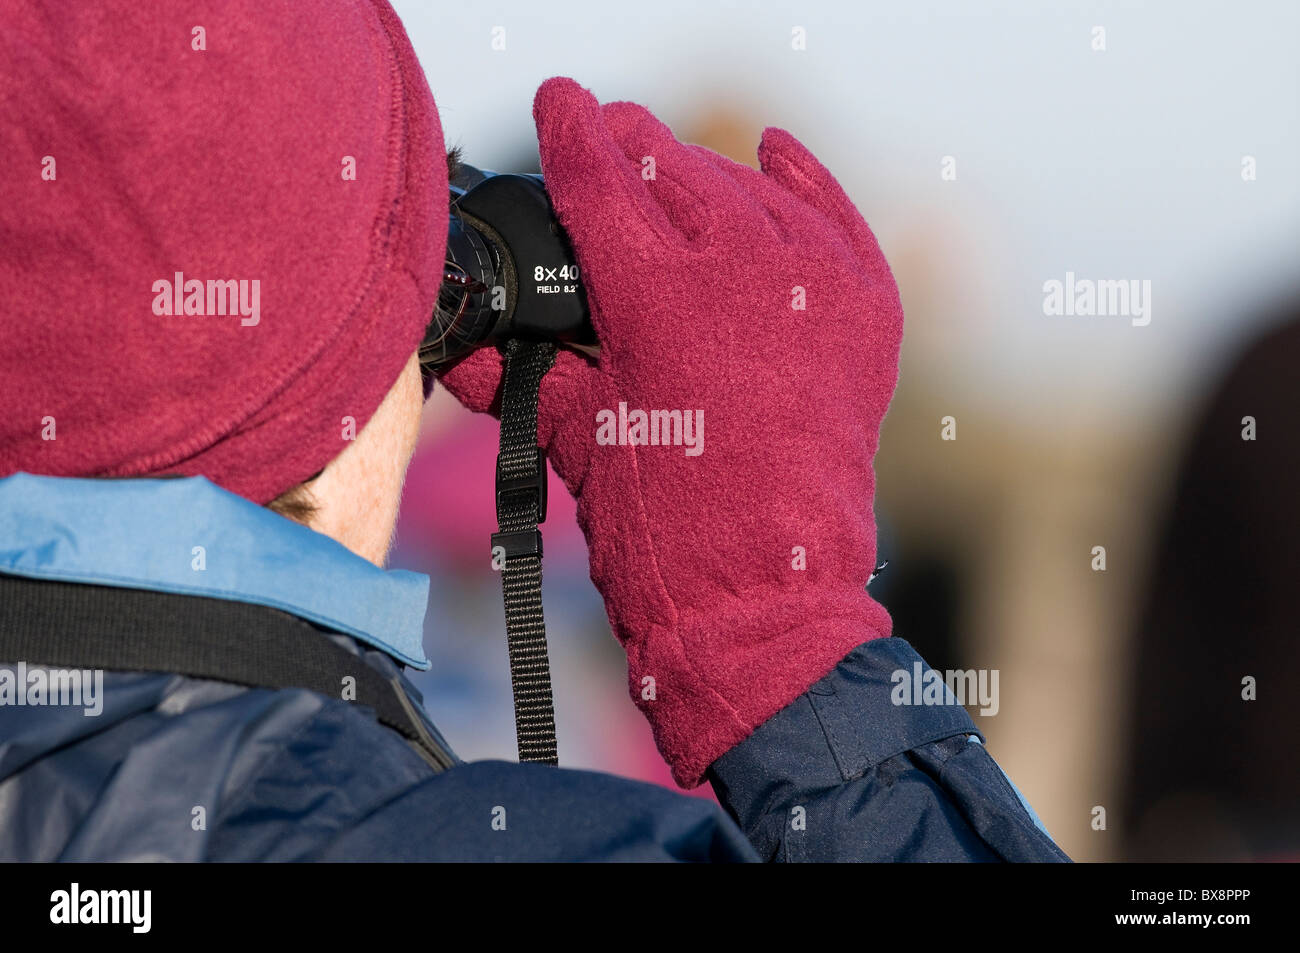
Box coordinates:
[419,164,596,373]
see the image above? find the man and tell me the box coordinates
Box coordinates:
[0,0,1066,861]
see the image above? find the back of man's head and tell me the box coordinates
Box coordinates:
[0,0,447,504]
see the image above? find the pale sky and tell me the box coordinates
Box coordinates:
[396,0,1299,415]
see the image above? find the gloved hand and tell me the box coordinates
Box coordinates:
[440,77,903,786]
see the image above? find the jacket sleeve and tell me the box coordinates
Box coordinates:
[705,637,1072,862]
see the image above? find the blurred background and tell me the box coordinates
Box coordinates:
[388,0,1300,861]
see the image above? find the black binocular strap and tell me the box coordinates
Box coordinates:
[492,338,560,765]
[0,574,453,772]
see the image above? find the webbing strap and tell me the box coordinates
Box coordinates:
[0,574,453,771]
[491,338,560,765]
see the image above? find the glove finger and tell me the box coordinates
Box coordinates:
[533,78,681,255]
[685,143,809,246]
[436,344,603,490]
[757,127,892,281]
[535,347,606,496]
[600,100,749,244]
[435,346,504,415]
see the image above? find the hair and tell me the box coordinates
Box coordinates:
[266,148,462,528]
[267,481,319,524]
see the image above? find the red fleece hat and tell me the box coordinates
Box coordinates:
[0,0,446,504]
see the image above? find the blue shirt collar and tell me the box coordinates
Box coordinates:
[0,473,431,670]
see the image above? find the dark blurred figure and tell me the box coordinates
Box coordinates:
[1123,293,1300,860]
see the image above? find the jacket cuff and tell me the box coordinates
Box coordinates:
[623,592,893,787]
[707,637,981,827]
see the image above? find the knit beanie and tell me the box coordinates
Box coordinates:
[0,0,446,503]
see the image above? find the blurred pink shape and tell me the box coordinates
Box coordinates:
[402,403,588,571]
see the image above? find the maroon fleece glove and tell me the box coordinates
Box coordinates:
[440,77,903,786]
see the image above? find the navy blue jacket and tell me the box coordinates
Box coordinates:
[0,474,1068,862]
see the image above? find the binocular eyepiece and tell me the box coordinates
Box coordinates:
[419,165,596,372]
